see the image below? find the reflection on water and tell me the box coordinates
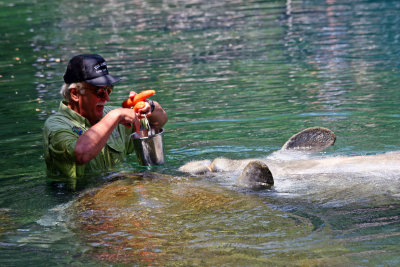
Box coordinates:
[1,0,400,265]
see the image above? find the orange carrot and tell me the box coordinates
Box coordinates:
[122,90,155,108]
[133,101,146,112]
[123,101,147,129]
[133,90,155,104]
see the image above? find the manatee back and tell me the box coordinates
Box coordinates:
[281,127,336,152]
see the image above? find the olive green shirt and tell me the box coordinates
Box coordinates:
[43,101,134,180]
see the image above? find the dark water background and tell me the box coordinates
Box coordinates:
[1,0,400,265]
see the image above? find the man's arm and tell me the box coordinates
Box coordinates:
[74,108,140,164]
[147,101,168,129]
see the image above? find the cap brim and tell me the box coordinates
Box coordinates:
[86,74,121,86]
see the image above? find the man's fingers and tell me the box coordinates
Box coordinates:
[129,91,137,99]
[134,119,141,133]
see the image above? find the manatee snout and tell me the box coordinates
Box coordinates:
[237,161,274,190]
[178,160,212,174]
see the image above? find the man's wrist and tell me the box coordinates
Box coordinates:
[146,99,155,112]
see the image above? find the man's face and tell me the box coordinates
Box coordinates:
[78,82,113,125]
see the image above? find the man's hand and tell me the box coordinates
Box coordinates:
[116,107,141,132]
[129,91,152,118]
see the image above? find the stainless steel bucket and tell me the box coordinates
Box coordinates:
[131,128,165,165]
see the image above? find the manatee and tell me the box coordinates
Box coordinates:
[210,157,251,172]
[281,126,336,152]
[237,161,274,190]
[178,159,212,175]
[179,127,337,189]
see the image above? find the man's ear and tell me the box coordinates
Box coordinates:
[69,87,80,102]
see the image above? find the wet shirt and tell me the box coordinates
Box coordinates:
[43,101,134,180]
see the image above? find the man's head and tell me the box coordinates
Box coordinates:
[63,54,120,86]
[61,54,120,125]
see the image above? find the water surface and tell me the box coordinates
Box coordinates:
[1,0,400,265]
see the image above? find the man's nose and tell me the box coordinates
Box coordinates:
[104,91,110,101]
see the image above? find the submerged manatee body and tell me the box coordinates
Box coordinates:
[179,127,337,189]
[61,172,341,266]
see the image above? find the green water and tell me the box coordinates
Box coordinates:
[1,0,400,265]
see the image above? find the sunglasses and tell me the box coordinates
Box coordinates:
[84,85,113,98]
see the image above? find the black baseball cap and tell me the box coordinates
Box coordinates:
[63,54,121,86]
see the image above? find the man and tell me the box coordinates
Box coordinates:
[43,54,168,182]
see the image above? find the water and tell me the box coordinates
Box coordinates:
[1,0,400,265]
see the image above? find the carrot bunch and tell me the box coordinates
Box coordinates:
[122,90,155,112]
